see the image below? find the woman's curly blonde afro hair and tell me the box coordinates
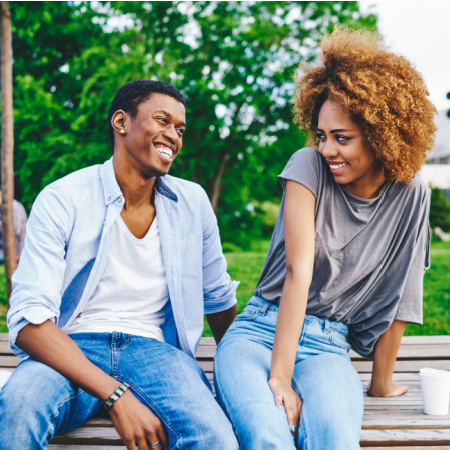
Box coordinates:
[293,28,437,183]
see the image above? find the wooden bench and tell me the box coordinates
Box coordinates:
[1,333,450,448]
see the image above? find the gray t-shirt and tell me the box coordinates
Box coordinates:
[255,147,431,359]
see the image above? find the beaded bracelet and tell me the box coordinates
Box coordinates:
[104,382,130,410]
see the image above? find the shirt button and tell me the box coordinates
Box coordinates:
[103,220,106,225]
[107,197,111,201]
[118,198,122,202]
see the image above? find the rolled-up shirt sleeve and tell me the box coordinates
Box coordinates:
[200,189,238,314]
[7,184,71,356]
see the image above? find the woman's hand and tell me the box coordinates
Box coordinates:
[108,390,168,450]
[367,380,408,397]
[268,377,303,436]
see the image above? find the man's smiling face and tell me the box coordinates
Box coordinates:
[120,93,186,179]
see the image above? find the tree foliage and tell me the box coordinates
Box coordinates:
[430,188,450,232]
[8,1,376,247]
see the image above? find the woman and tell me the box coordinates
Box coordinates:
[214,28,436,449]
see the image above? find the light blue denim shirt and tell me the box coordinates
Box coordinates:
[7,157,238,358]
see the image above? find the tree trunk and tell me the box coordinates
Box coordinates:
[1,1,17,300]
[210,151,227,214]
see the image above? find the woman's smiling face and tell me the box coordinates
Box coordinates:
[316,99,385,199]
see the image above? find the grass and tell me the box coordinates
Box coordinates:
[1,240,449,337]
[405,240,450,336]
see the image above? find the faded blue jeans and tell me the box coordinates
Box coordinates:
[214,297,363,449]
[0,332,237,449]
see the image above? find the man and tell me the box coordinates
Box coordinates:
[0,190,27,262]
[0,80,238,450]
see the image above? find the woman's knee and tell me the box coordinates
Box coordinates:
[294,354,363,449]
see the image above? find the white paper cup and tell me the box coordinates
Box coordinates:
[419,368,450,415]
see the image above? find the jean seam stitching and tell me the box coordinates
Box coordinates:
[48,388,86,443]
[213,360,240,441]
[292,379,307,450]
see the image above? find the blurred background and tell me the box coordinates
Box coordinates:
[0,1,449,336]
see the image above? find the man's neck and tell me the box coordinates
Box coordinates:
[113,156,156,208]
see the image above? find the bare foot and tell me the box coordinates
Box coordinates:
[367,381,408,397]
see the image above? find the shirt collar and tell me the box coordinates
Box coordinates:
[100,157,123,205]
[100,157,178,205]
[155,177,178,203]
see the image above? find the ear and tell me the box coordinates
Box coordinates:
[111,110,128,135]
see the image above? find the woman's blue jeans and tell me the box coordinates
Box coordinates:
[214,297,364,450]
[0,332,237,449]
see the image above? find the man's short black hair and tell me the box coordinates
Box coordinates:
[107,80,186,152]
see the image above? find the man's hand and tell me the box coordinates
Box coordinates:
[16,321,167,449]
[268,377,302,436]
[108,390,168,450]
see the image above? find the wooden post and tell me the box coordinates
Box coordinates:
[1,1,17,300]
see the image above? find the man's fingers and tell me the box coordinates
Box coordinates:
[136,436,149,450]
[156,426,169,450]
[125,439,137,450]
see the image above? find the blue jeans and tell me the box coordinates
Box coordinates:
[214,297,363,449]
[0,332,237,449]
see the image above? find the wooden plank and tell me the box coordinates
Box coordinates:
[360,429,450,446]
[50,427,450,447]
[0,341,11,353]
[0,355,22,368]
[352,360,450,373]
[362,418,450,429]
[197,358,450,376]
[50,428,122,445]
[364,447,450,450]
[350,345,450,361]
[401,336,450,345]
[48,447,127,449]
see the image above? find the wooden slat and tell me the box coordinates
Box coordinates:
[350,345,450,361]
[0,355,22,368]
[362,418,450,429]
[49,428,122,445]
[360,429,450,446]
[364,447,450,450]
[401,336,450,345]
[352,360,450,373]
[195,344,450,360]
[47,447,127,449]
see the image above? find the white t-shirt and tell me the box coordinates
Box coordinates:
[65,215,169,341]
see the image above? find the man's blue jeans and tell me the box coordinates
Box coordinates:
[0,332,237,449]
[214,296,364,449]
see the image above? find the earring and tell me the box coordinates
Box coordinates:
[120,130,125,134]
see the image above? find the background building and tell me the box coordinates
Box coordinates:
[427,110,450,164]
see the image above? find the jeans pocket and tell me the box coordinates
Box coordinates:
[233,304,261,322]
[329,330,351,351]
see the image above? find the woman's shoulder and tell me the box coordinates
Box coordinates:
[281,147,324,177]
[287,147,321,164]
[391,176,430,203]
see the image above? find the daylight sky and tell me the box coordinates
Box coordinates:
[359,1,450,113]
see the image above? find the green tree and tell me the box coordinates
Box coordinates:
[430,187,450,232]
[8,1,377,246]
